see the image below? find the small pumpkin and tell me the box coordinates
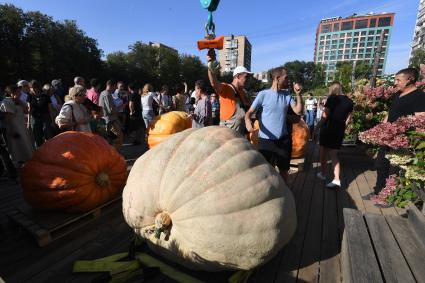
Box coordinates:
[123,126,297,271]
[147,111,192,149]
[291,119,309,158]
[21,131,127,213]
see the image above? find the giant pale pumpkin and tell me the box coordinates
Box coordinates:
[21,132,127,213]
[123,126,297,271]
[248,119,309,158]
[291,119,309,158]
[147,111,192,149]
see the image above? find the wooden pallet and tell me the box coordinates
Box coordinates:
[290,157,305,172]
[6,196,122,247]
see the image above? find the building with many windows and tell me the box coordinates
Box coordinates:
[148,42,178,54]
[218,35,252,74]
[254,71,270,83]
[314,13,394,83]
[412,0,425,55]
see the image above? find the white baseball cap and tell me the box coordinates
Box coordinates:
[233,66,253,77]
[17,80,29,87]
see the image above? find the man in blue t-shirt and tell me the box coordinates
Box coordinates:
[245,67,304,183]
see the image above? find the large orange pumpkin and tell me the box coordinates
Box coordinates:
[147,111,192,149]
[21,131,127,213]
[247,119,309,158]
[291,119,309,158]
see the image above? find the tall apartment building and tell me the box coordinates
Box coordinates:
[411,0,425,55]
[218,35,252,74]
[314,13,394,84]
[148,42,178,54]
[254,71,269,83]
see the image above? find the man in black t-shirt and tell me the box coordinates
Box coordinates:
[128,84,147,149]
[373,68,425,196]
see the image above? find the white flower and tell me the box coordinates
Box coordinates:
[386,153,412,166]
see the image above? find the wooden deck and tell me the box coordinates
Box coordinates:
[0,141,408,283]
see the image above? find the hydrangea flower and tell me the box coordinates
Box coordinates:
[371,175,397,206]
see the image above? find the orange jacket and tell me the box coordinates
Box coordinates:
[218,83,248,121]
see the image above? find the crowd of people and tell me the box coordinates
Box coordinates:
[1,57,423,196]
[0,74,223,175]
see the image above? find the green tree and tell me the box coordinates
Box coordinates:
[0,4,103,86]
[180,55,208,89]
[279,60,326,90]
[409,48,425,69]
[335,61,372,90]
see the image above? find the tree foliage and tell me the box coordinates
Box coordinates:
[0,4,103,86]
[105,43,209,91]
[280,61,326,90]
[335,61,372,90]
[409,48,425,69]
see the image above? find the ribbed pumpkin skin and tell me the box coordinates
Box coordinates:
[123,126,297,271]
[147,111,192,149]
[291,119,309,158]
[21,132,127,213]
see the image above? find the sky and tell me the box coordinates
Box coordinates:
[2,0,420,74]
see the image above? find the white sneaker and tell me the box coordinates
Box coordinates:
[326,180,341,188]
[316,172,326,181]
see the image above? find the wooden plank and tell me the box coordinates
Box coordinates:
[37,230,134,283]
[318,182,341,283]
[341,163,367,213]
[351,168,382,215]
[408,205,425,247]
[342,208,383,283]
[340,231,351,283]
[252,143,316,283]
[7,196,122,247]
[24,223,133,283]
[363,170,407,217]
[3,207,125,280]
[364,213,416,283]
[362,170,399,216]
[386,215,425,283]
[273,144,321,283]
[296,160,325,283]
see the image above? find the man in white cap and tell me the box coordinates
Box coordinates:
[207,51,251,134]
[17,80,31,128]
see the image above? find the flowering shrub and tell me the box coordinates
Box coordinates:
[370,175,398,206]
[345,80,396,140]
[360,115,425,207]
[359,115,425,149]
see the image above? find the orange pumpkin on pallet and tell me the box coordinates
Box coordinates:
[21,132,127,213]
[248,119,309,158]
[147,111,192,149]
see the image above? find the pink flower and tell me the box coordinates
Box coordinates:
[371,174,398,206]
[359,115,425,149]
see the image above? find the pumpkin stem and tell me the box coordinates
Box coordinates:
[154,212,172,239]
[96,172,111,187]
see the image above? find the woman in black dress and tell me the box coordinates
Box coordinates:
[316,82,353,188]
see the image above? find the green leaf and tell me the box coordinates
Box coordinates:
[416,142,425,150]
